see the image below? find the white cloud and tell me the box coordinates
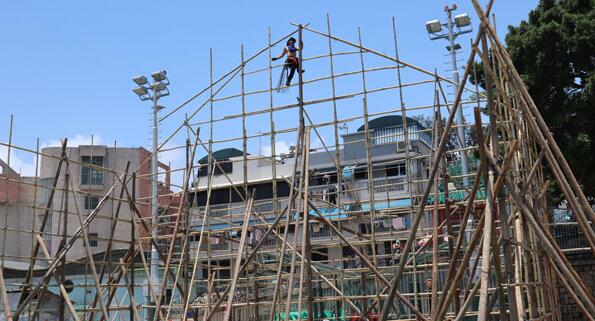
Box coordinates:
[0,134,103,177]
[0,146,38,176]
[40,134,102,149]
[262,141,291,157]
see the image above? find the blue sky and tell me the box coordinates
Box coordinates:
[0,0,538,177]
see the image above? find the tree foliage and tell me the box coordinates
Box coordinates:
[476,0,595,200]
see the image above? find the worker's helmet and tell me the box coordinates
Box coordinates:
[287,37,297,46]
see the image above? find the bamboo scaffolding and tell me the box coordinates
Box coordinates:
[1,3,594,321]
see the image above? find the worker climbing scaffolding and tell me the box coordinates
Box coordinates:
[272,37,305,91]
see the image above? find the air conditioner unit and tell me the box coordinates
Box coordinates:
[397,141,406,151]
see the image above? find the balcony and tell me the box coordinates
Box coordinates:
[354,176,407,202]
[549,208,590,252]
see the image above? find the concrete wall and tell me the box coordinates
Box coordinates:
[0,160,36,263]
[38,146,173,262]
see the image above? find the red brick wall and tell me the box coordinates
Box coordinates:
[0,161,21,203]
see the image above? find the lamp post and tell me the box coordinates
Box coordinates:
[132,70,169,320]
[425,4,472,187]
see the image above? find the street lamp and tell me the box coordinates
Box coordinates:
[425,4,472,188]
[131,70,169,321]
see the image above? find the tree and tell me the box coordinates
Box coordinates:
[473,0,595,201]
[411,114,479,162]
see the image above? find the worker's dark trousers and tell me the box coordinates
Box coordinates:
[286,63,298,85]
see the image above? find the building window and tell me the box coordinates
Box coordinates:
[88,233,98,247]
[84,195,99,210]
[81,156,104,185]
[386,163,407,177]
[372,125,420,145]
[373,127,403,145]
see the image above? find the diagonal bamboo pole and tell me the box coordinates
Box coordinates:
[481,143,595,315]
[222,195,255,321]
[16,139,68,315]
[13,157,128,321]
[35,235,81,321]
[65,162,111,321]
[380,2,495,321]
[470,0,595,251]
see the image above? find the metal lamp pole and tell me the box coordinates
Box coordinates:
[445,6,469,187]
[149,90,160,316]
[426,4,472,187]
[132,71,170,321]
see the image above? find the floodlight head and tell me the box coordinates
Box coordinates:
[445,4,457,12]
[133,86,148,96]
[152,81,167,92]
[132,75,148,86]
[151,70,167,82]
[454,13,471,27]
[446,44,462,51]
[426,20,442,34]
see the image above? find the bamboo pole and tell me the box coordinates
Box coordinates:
[470,0,595,252]
[65,163,111,321]
[474,108,495,321]
[380,3,495,320]
[35,235,81,321]
[481,143,595,315]
[223,195,254,321]
[119,259,143,321]
[0,267,13,321]
[16,140,69,316]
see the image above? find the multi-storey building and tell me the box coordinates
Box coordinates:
[188,115,435,299]
[0,159,37,264]
[35,145,174,263]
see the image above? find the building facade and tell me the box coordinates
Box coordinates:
[0,159,37,264]
[0,146,175,267]
[187,115,440,314]
[37,145,175,262]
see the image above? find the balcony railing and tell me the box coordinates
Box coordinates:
[548,208,590,251]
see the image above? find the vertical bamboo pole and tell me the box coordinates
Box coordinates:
[357,27,377,316]
[268,112,305,321]
[28,138,40,321]
[59,163,69,321]
[471,0,595,252]
[206,47,215,319]
[477,33,521,321]
[324,18,347,317]
[241,44,248,201]
[296,127,313,321]
[474,108,494,321]
[131,173,137,321]
[434,84,460,314]
[16,140,69,318]
[1,114,13,271]
[223,197,254,321]
[267,26,279,276]
[429,87,442,319]
[392,17,420,315]
[380,4,497,320]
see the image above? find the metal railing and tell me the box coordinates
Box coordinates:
[548,208,590,251]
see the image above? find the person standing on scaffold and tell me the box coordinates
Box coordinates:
[272,37,304,91]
